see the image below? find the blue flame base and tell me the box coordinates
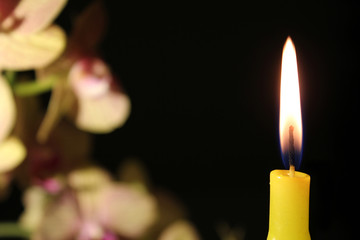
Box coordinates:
[281,149,302,170]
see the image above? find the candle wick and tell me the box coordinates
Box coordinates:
[289,165,295,177]
[288,125,296,176]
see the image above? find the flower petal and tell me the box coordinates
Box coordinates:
[68,166,111,190]
[76,220,104,240]
[2,0,68,34]
[0,25,66,70]
[38,192,80,240]
[69,58,112,99]
[0,137,26,173]
[158,220,200,240]
[98,184,157,238]
[68,58,131,133]
[19,186,49,232]
[0,76,16,143]
[74,91,131,133]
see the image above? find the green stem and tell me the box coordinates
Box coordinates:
[36,80,67,143]
[4,71,16,86]
[13,75,59,97]
[0,222,30,238]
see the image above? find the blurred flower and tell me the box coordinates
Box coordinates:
[19,185,52,232]
[0,136,26,173]
[0,76,16,147]
[67,58,130,133]
[0,75,26,196]
[0,0,67,70]
[20,167,157,240]
[158,220,200,240]
[118,158,197,240]
[118,158,200,240]
[0,0,67,186]
[36,0,130,142]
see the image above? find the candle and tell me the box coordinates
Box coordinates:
[267,37,311,240]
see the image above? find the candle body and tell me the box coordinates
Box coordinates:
[267,170,310,240]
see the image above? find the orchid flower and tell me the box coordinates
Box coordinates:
[0,0,67,70]
[36,0,130,142]
[0,75,26,192]
[20,167,157,240]
[0,0,68,187]
[67,58,130,133]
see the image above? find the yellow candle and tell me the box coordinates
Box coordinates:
[267,37,311,239]
[267,169,310,240]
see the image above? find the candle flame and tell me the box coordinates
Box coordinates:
[279,37,303,170]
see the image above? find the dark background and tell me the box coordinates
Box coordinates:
[2,0,360,239]
[96,1,359,239]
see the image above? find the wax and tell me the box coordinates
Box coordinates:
[267,170,310,240]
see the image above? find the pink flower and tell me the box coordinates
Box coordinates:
[0,0,67,179]
[68,58,130,133]
[36,1,130,141]
[20,167,157,240]
[0,0,67,70]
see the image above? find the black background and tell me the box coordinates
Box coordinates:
[2,0,360,239]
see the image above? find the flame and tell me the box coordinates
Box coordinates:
[279,37,303,170]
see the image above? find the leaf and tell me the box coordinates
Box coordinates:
[0,76,16,143]
[0,137,26,173]
[0,25,66,70]
[2,0,68,34]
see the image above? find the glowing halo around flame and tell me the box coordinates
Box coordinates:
[279,37,303,170]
